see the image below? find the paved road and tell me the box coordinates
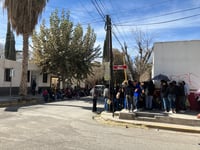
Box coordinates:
[0,98,200,150]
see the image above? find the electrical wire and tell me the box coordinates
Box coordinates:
[116,6,200,25]
[115,13,200,26]
[91,0,106,22]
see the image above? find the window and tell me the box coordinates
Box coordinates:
[4,68,11,81]
[43,73,48,83]
[27,70,30,82]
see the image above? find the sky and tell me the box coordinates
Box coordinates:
[1,0,200,57]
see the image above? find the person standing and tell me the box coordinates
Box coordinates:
[145,80,155,110]
[133,81,141,112]
[103,84,110,111]
[125,80,134,112]
[31,79,37,95]
[178,81,185,112]
[92,86,98,112]
[183,81,190,110]
[161,81,169,112]
[140,82,146,110]
[167,81,177,113]
[42,88,48,103]
[119,87,125,110]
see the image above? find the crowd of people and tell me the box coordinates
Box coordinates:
[41,87,90,103]
[39,79,190,114]
[102,79,190,114]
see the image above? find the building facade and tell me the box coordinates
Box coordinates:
[152,40,200,110]
[0,59,51,96]
[153,40,200,90]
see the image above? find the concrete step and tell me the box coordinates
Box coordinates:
[119,112,136,120]
[118,111,200,127]
[135,111,168,118]
[155,116,200,127]
[136,116,157,122]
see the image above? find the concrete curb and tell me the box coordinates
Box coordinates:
[0,98,43,108]
[100,112,200,134]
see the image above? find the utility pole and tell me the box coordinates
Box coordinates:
[122,43,128,82]
[139,42,142,81]
[106,15,114,117]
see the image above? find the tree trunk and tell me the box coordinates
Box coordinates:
[19,33,29,97]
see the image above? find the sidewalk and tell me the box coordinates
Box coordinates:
[100,109,200,133]
[0,95,43,107]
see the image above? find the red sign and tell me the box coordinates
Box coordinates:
[113,65,127,70]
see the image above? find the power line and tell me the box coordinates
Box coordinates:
[117,6,200,25]
[115,13,200,26]
[97,0,107,13]
[109,0,170,18]
[108,0,126,45]
[47,2,104,26]
[78,0,98,21]
[112,31,124,49]
[91,0,106,22]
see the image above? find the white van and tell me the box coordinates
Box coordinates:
[90,85,105,97]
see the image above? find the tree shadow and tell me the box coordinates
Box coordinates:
[4,106,20,112]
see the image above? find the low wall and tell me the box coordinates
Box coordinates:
[0,86,50,96]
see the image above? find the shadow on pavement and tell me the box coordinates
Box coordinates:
[4,106,20,112]
[43,102,104,113]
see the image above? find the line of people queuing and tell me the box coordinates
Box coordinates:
[41,87,91,102]
[103,79,190,113]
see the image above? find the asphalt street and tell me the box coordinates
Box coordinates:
[0,97,199,150]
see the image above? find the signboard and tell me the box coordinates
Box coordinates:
[104,62,110,81]
[113,65,127,70]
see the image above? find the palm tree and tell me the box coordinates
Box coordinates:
[4,0,48,97]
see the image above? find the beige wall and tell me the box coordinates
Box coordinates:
[153,40,200,90]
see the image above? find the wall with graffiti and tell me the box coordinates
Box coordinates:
[153,40,200,91]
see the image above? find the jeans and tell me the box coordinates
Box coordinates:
[134,96,139,109]
[146,95,153,109]
[104,97,108,111]
[179,96,186,110]
[168,94,176,110]
[126,95,133,111]
[162,97,169,111]
[124,97,127,109]
[93,98,97,112]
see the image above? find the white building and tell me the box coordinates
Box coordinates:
[152,40,200,110]
[152,40,200,91]
[0,43,4,59]
[0,59,51,96]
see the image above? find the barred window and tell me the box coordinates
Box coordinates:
[43,73,48,83]
[4,68,11,82]
[27,70,30,82]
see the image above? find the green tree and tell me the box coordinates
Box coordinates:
[32,10,74,87]
[32,10,101,88]
[4,21,16,60]
[4,0,48,96]
[72,25,101,85]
